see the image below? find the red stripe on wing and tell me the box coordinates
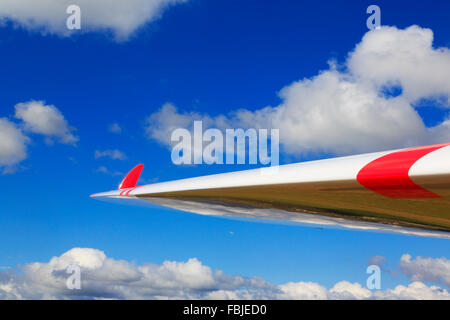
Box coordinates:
[356,143,449,198]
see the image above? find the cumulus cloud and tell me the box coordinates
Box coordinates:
[0,248,273,300]
[0,118,29,173]
[328,281,373,300]
[145,26,450,156]
[0,0,188,41]
[94,149,127,160]
[277,281,328,300]
[348,25,450,103]
[145,103,215,148]
[400,254,450,287]
[14,100,78,145]
[372,281,450,300]
[145,103,228,162]
[0,100,77,172]
[262,70,428,155]
[0,248,449,300]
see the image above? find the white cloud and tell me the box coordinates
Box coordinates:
[145,102,215,148]
[348,25,450,103]
[145,26,450,156]
[0,247,272,299]
[108,123,122,134]
[277,281,327,300]
[145,103,222,161]
[373,281,450,300]
[0,248,449,300]
[264,70,428,155]
[94,149,127,160]
[399,254,450,287]
[0,0,188,41]
[0,100,77,173]
[0,118,29,173]
[14,100,78,145]
[328,281,373,300]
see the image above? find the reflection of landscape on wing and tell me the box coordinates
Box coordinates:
[139,197,450,239]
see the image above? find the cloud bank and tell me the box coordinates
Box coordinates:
[0,0,188,40]
[0,248,449,300]
[146,26,450,157]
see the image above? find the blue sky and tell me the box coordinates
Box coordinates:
[0,0,449,298]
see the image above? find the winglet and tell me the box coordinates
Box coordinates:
[118,164,144,190]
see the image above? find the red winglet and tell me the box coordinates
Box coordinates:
[118,164,144,190]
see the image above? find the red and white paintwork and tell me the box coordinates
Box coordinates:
[91,143,450,199]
